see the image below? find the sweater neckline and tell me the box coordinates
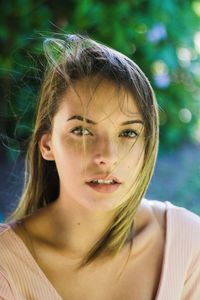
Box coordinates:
[6,200,171,300]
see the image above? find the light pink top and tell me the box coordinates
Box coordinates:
[0,201,200,300]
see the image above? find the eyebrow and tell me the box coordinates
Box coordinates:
[66,115,144,126]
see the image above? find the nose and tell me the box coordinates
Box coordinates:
[93,136,119,167]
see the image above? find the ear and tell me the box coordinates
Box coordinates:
[39,133,55,161]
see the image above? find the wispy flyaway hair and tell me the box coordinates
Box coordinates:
[7,34,159,267]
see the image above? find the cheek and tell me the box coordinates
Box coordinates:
[52,135,84,172]
[57,133,85,155]
[123,139,145,174]
[119,137,145,163]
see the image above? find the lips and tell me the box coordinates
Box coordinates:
[85,175,122,194]
[86,182,121,193]
[86,175,122,184]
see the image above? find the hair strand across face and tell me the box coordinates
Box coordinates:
[6,34,159,268]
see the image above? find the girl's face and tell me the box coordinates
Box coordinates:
[40,78,145,212]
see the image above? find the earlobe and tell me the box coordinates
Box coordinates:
[39,133,55,161]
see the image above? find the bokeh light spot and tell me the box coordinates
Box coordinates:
[151,60,168,75]
[194,32,200,53]
[151,60,170,88]
[179,108,192,123]
[136,24,147,34]
[192,1,200,16]
[177,48,192,64]
[147,23,167,43]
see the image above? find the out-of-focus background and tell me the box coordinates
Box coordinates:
[0,0,200,222]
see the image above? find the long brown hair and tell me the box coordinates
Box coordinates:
[6,34,159,267]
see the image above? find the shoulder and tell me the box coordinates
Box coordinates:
[164,201,200,233]
[0,223,11,244]
[0,223,10,234]
[144,199,200,231]
[148,200,200,255]
[167,201,200,252]
[0,267,15,300]
[0,223,19,261]
[137,199,166,231]
[133,199,166,250]
[0,224,16,298]
[0,222,27,260]
[141,199,200,246]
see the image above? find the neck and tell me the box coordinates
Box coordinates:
[41,196,116,259]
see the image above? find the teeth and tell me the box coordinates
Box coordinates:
[91,179,115,184]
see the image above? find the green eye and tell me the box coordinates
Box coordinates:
[120,129,138,138]
[71,126,92,136]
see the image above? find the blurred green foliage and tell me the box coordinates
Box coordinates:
[1,0,200,161]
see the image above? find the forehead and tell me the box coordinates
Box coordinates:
[58,77,142,121]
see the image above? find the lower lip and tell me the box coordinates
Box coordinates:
[86,183,121,193]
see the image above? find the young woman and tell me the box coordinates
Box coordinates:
[0,34,200,300]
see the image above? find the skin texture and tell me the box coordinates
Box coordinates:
[11,79,166,299]
[38,77,145,255]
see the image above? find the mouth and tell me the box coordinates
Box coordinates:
[86,182,121,194]
[86,176,122,184]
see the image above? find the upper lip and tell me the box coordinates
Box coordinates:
[86,175,122,184]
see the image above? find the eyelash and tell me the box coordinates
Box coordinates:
[70,126,139,138]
